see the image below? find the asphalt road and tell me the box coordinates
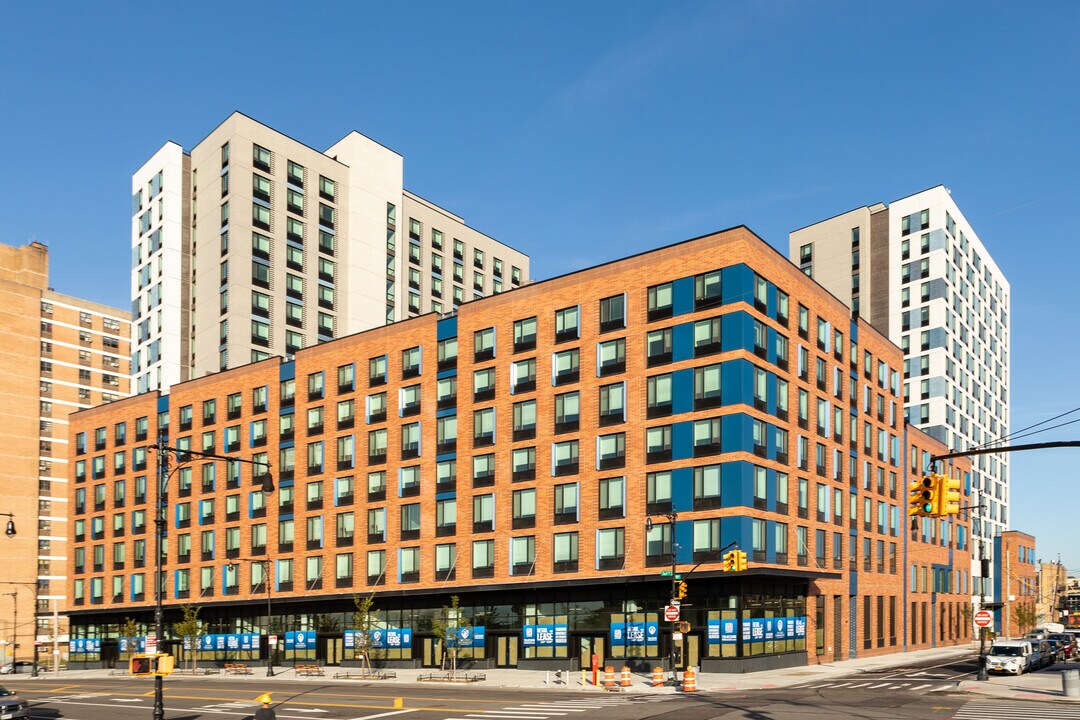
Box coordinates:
[5,664,1080,720]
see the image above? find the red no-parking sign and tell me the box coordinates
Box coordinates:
[974,610,993,628]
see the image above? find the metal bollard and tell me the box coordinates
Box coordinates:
[1063,669,1080,698]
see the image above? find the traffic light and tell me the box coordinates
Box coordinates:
[676,581,688,600]
[129,653,174,677]
[908,476,935,517]
[940,474,962,515]
[734,550,748,572]
[723,550,737,572]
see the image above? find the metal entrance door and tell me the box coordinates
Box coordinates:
[422,637,442,668]
[577,636,605,669]
[495,635,518,667]
[832,596,842,659]
[323,637,343,666]
[674,633,700,670]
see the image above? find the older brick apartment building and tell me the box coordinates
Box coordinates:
[65,227,971,672]
[0,241,130,663]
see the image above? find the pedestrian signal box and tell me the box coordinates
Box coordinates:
[130,653,174,677]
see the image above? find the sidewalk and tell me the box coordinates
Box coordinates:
[12,647,1080,702]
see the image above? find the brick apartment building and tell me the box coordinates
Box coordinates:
[0,240,130,663]
[65,227,970,672]
[995,530,1037,637]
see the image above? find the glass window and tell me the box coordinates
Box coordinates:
[599,294,625,330]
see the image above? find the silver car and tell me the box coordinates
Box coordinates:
[0,687,30,720]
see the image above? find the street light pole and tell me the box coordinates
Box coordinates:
[228,558,274,676]
[152,434,168,720]
[646,511,679,686]
[150,434,274,720]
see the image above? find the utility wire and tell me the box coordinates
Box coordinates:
[968,406,1080,453]
[974,417,1080,451]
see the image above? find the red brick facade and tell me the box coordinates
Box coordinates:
[67,227,972,670]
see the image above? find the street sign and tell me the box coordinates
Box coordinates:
[145,635,158,653]
[658,571,683,579]
[269,635,278,646]
[974,610,993,628]
[664,605,681,622]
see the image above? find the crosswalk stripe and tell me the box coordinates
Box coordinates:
[830,682,851,687]
[909,683,932,690]
[848,682,872,688]
[868,682,892,689]
[954,700,1080,719]
[933,684,953,691]
[461,716,548,720]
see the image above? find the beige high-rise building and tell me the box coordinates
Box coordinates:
[790,185,1010,611]
[0,241,131,662]
[131,112,529,394]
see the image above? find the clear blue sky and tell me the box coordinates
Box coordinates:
[3,2,1078,574]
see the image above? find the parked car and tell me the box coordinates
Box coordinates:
[1045,638,1067,664]
[985,639,1034,675]
[1036,639,1055,668]
[1050,633,1077,659]
[0,686,30,719]
[0,662,36,675]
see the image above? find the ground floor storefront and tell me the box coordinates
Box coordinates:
[67,570,830,673]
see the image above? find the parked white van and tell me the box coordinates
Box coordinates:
[985,640,1034,675]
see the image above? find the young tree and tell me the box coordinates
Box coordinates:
[171,604,204,673]
[352,594,377,674]
[1015,602,1037,636]
[119,617,141,663]
[432,595,472,677]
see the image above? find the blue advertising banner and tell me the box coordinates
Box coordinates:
[706,619,739,645]
[522,624,566,647]
[609,621,658,647]
[195,633,260,652]
[72,638,101,654]
[447,625,485,648]
[711,617,807,644]
[345,628,413,649]
[285,631,316,650]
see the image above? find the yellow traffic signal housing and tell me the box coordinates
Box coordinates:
[735,550,748,572]
[676,581,688,600]
[723,550,737,572]
[908,477,935,517]
[940,474,962,515]
[155,654,174,676]
[129,653,174,677]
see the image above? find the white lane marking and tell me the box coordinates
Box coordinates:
[829,682,851,688]
[847,682,872,688]
[111,698,143,703]
[290,711,329,714]
[867,682,892,688]
[32,699,320,720]
[908,683,932,690]
[932,684,953,691]
[355,712,417,720]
